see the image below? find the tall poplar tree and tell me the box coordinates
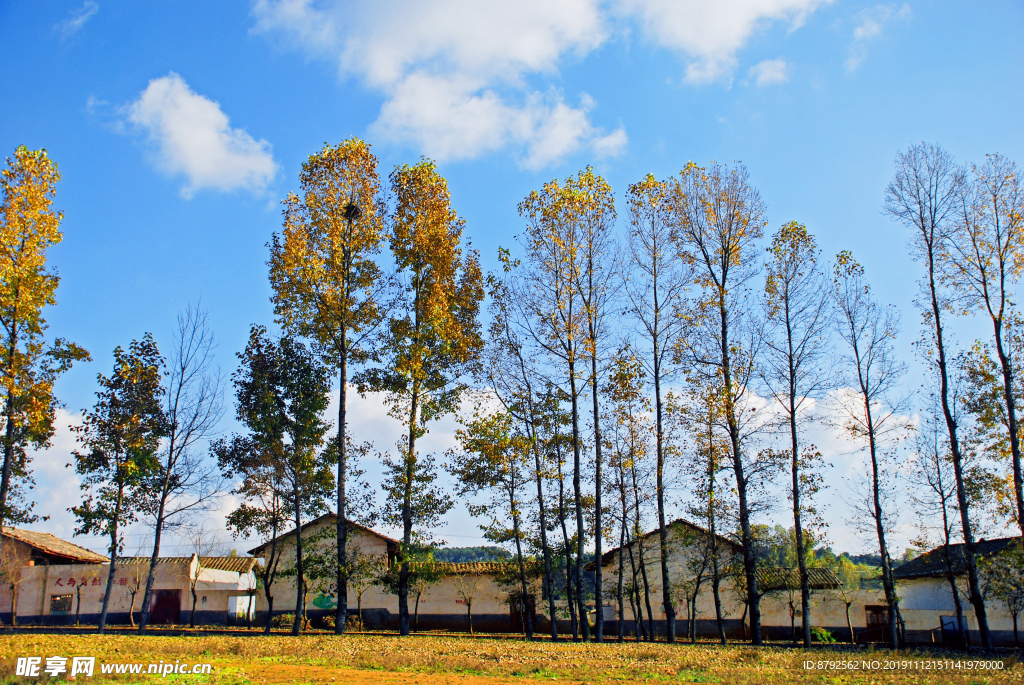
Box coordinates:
[623,173,689,642]
[761,221,831,647]
[884,143,992,647]
[670,161,768,644]
[72,335,166,633]
[518,177,590,639]
[832,252,906,649]
[451,409,533,639]
[268,139,386,633]
[946,153,1024,539]
[138,305,223,633]
[230,326,334,636]
[362,159,484,636]
[568,168,616,641]
[0,146,89,533]
[485,275,559,639]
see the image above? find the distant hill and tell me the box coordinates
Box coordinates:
[838,551,912,568]
[433,546,512,563]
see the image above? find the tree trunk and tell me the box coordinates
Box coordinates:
[845,603,854,644]
[719,297,760,645]
[689,582,702,643]
[784,312,812,648]
[467,602,473,635]
[625,528,645,640]
[568,364,589,641]
[512,498,533,640]
[190,585,198,628]
[399,377,420,637]
[637,537,655,639]
[991,316,1024,538]
[98,483,124,633]
[791,423,812,647]
[940,499,969,649]
[0,314,20,553]
[10,583,17,626]
[652,342,676,643]
[924,244,992,648]
[710,572,724,644]
[525,401,557,641]
[590,346,604,642]
[264,593,275,634]
[262,531,278,634]
[708,444,726,645]
[292,482,304,637]
[139,467,172,633]
[864,401,899,650]
[617,491,626,642]
[557,447,578,639]
[336,351,349,634]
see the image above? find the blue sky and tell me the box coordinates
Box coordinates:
[2,1,1022,556]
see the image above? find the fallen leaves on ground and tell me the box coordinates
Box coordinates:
[0,631,1020,684]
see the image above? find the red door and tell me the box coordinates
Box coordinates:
[151,590,181,625]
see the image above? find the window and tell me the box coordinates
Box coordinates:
[865,605,890,626]
[50,594,73,614]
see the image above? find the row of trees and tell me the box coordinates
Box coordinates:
[0,146,227,633]
[2,139,1021,647]
[240,138,1023,646]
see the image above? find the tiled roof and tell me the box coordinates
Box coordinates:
[589,519,741,571]
[408,561,507,575]
[893,537,1020,580]
[247,514,399,556]
[200,556,260,573]
[117,557,190,565]
[1,527,107,563]
[757,566,842,592]
[115,556,260,573]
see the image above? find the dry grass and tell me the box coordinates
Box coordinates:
[0,631,1020,684]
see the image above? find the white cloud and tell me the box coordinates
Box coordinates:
[845,3,911,73]
[124,73,278,198]
[616,0,829,84]
[251,0,834,163]
[58,1,99,41]
[252,0,621,167]
[748,57,790,86]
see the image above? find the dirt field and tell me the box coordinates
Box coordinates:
[0,631,1020,684]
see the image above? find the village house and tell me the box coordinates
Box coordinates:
[246,513,527,632]
[0,526,258,626]
[4,519,893,638]
[588,519,884,641]
[893,537,1023,647]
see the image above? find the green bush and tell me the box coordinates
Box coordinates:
[811,626,836,643]
[271,613,311,630]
